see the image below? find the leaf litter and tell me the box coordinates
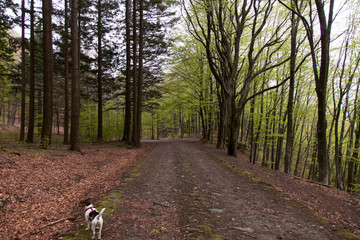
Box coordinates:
[0,143,153,240]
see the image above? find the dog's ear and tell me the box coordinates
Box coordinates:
[79,198,91,206]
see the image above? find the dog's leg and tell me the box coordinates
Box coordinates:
[85,218,90,231]
[91,221,97,239]
[98,224,102,239]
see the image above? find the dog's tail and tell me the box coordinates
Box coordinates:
[95,208,106,221]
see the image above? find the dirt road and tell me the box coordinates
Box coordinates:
[100,140,342,240]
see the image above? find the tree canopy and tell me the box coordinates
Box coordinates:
[1,0,360,191]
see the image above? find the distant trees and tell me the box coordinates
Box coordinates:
[123,0,178,146]
[3,0,173,149]
[4,0,360,192]
[0,0,18,120]
[184,0,291,156]
[279,0,335,184]
[164,0,360,191]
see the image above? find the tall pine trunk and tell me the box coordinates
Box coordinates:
[63,0,69,144]
[27,0,35,143]
[123,0,132,144]
[20,0,26,141]
[41,0,54,148]
[136,0,144,147]
[131,0,138,147]
[70,0,81,151]
[97,0,103,141]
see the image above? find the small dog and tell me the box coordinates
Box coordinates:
[79,199,106,239]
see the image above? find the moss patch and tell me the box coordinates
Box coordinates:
[197,224,214,233]
[208,153,264,184]
[61,162,145,239]
[61,189,124,240]
[338,229,360,239]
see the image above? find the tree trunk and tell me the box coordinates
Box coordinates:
[63,0,69,144]
[294,113,306,176]
[97,0,103,142]
[27,0,35,143]
[20,0,26,141]
[216,88,226,149]
[227,94,238,157]
[347,83,359,191]
[275,86,286,170]
[262,112,270,167]
[313,0,334,184]
[123,0,132,144]
[131,0,138,147]
[348,122,360,192]
[41,0,54,148]
[284,7,298,173]
[136,0,144,147]
[70,0,81,151]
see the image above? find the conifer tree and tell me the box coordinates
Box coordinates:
[26,0,36,143]
[70,0,81,151]
[20,0,26,141]
[41,0,54,148]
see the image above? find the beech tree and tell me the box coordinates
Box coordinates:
[184,0,291,156]
[279,0,335,184]
[168,37,216,141]
[284,0,301,173]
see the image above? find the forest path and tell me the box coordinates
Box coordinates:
[102,139,343,240]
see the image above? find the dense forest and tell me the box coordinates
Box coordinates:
[1,0,360,192]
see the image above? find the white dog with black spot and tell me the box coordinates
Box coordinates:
[80,199,106,239]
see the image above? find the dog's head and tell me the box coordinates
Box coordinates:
[77,198,91,207]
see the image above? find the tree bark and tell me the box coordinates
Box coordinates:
[97,0,103,142]
[349,122,360,192]
[136,0,144,147]
[278,0,334,184]
[41,0,54,148]
[20,0,26,141]
[123,0,132,144]
[63,0,69,144]
[284,5,298,173]
[27,0,35,143]
[131,0,138,147]
[313,0,334,184]
[216,88,226,149]
[70,0,81,151]
[347,82,359,192]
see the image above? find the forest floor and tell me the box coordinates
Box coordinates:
[1,133,360,239]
